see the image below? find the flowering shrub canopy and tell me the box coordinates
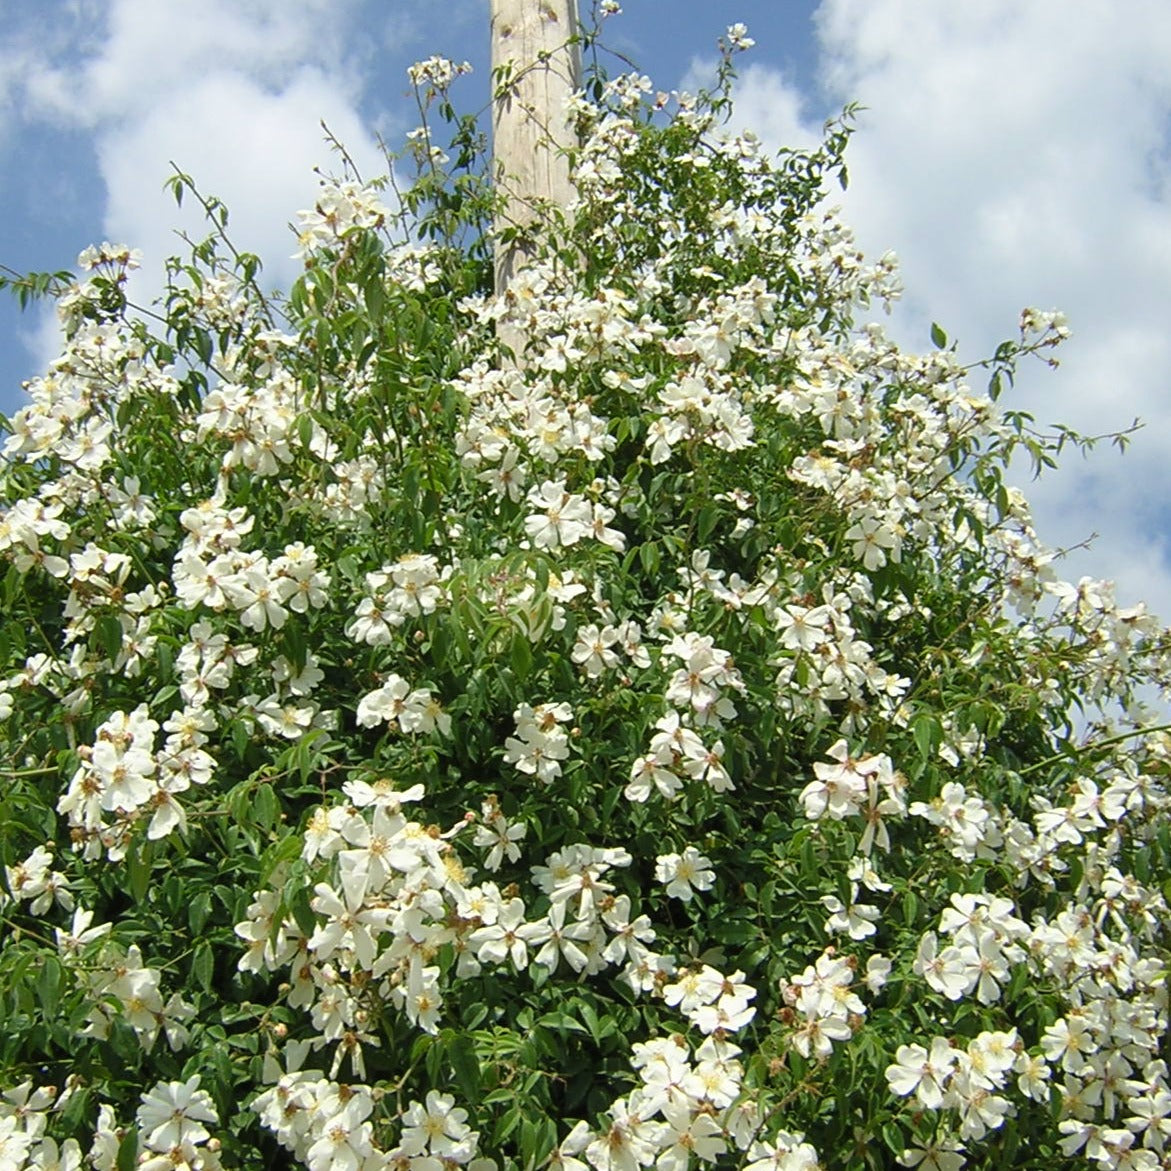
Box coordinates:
[1,22,1170,1171]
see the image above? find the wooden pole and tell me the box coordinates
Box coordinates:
[491,0,581,305]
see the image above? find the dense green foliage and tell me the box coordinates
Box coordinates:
[1,26,1169,1171]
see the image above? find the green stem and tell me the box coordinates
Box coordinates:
[1018,721,1171,776]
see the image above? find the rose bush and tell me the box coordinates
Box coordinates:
[1,21,1169,1171]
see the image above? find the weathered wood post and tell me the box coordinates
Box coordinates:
[490,0,581,339]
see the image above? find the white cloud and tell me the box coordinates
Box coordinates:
[717,61,819,153]
[20,303,67,389]
[100,67,385,296]
[19,0,391,304]
[2,0,400,379]
[30,0,357,123]
[726,0,1171,619]
[0,48,33,143]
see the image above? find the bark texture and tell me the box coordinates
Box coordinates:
[491,0,581,303]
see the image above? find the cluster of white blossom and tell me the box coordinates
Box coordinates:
[470,559,588,643]
[524,479,626,553]
[294,180,391,257]
[909,781,1003,865]
[174,502,331,633]
[135,1077,223,1171]
[255,1075,493,1171]
[1045,576,1169,707]
[799,739,904,842]
[0,1082,87,1171]
[471,793,527,871]
[0,497,70,572]
[504,701,574,783]
[346,553,450,645]
[356,673,450,735]
[0,1076,225,1171]
[571,617,650,680]
[194,369,308,477]
[625,708,730,805]
[408,55,473,92]
[887,1031,1019,1142]
[781,948,887,1062]
[171,494,335,737]
[74,936,193,1053]
[889,767,1171,1168]
[683,563,912,731]
[568,1026,773,1171]
[780,686,1170,1171]
[240,772,770,1169]
[55,700,221,856]
[2,845,72,915]
[5,22,1171,1171]
[455,360,623,472]
[912,893,1029,1005]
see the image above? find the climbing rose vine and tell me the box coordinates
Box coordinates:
[1,22,1169,1171]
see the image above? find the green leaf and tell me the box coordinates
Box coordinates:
[127,843,151,905]
[36,954,62,1017]
[95,613,124,664]
[229,718,251,761]
[188,890,212,936]
[912,714,943,762]
[495,1104,522,1146]
[464,1002,489,1031]
[930,321,948,349]
[430,621,450,669]
[696,504,719,544]
[117,1130,139,1171]
[254,783,278,832]
[363,275,386,319]
[282,621,308,676]
[577,998,602,1043]
[537,1010,587,1035]
[447,1032,481,1103]
[509,632,533,680]
[260,832,303,884]
[286,880,317,937]
[192,940,215,993]
[881,1122,904,1155]
[902,889,920,927]
[799,834,817,881]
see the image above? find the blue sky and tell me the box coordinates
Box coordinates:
[2,0,1171,620]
